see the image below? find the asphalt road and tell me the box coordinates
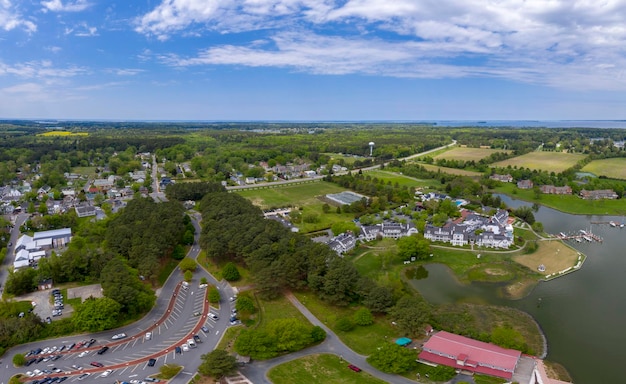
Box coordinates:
[0,212,28,295]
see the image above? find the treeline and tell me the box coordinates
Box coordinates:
[199,192,395,311]
[106,197,187,280]
[165,181,225,201]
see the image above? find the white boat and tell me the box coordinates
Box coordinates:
[559,232,566,237]
[575,237,582,243]
[610,221,616,227]
[580,229,587,235]
[621,222,625,228]
[583,235,592,242]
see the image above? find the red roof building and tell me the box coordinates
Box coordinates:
[418,331,521,379]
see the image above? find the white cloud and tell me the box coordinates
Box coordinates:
[64,22,98,37]
[106,68,144,76]
[41,0,92,13]
[139,0,626,90]
[0,60,87,79]
[0,1,37,33]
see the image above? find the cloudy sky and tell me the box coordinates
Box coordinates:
[1,0,626,120]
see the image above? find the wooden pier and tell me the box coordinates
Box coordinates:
[553,232,603,243]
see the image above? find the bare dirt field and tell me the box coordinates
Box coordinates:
[512,240,581,276]
[418,163,482,177]
[434,147,510,161]
[493,151,585,173]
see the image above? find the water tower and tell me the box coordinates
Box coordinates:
[369,141,375,156]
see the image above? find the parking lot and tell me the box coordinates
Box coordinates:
[16,284,102,322]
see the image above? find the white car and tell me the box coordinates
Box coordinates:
[78,351,89,357]
[112,333,127,340]
[181,343,189,352]
[145,332,152,340]
[100,369,113,377]
[26,371,34,377]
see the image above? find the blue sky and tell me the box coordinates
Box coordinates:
[2,0,626,120]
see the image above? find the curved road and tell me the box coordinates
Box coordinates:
[239,292,418,384]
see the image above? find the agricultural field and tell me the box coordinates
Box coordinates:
[581,158,626,180]
[37,131,88,136]
[493,151,585,173]
[433,146,510,161]
[362,169,432,188]
[418,163,482,177]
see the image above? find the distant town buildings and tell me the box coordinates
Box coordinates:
[14,228,72,270]
[517,179,534,189]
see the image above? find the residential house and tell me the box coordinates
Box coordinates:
[579,189,619,200]
[326,232,357,255]
[360,221,417,241]
[489,174,513,182]
[423,209,513,249]
[75,204,97,218]
[540,185,572,195]
[516,179,534,189]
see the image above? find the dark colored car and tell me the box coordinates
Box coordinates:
[193,335,202,343]
[97,346,109,355]
[25,358,36,366]
[90,361,104,367]
[147,358,156,367]
[87,338,96,347]
[348,364,362,372]
[175,346,182,354]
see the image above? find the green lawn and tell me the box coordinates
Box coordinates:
[293,292,397,355]
[582,158,626,180]
[237,181,346,208]
[71,166,97,176]
[258,295,311,328]
[362,170,432,188]
[268,353,387,384]
[493,151,586,173]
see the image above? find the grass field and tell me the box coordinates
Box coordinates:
[362,170,432,188]
[513,240,581,277]
[493,151,586,173]
[416,163,482,177]
[294,292,397,355]
[268,354,386,384]
[582,158,626,180]
[433,147,510,161]
[237,181,346,208]
[71,166,98,176]
[237,181,359,232]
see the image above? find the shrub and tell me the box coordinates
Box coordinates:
[336,317,355,332]
[353,308,374,326]
[311,326,326,342]
[12,353,25,366]
[222,262,241,281]
[208,287,221,303]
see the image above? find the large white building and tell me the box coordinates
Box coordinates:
[13,228,72,269]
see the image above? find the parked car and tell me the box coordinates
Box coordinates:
[90,361,104,367]
[112,333,127,340]
[77,373,91,380]
[99,369,113,377]
[175,346,182,354]
[201,325,209,333]
[147,358,156,367]
[193,335,202,343]
[348,364,362,372]
[181,343,189,352]
[145,331,152,340]
[208,313,219,320]
[96,346,109,355]
[144,378,160,382]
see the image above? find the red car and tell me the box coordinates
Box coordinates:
[348,364,362,372]
[90,361,104,367]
